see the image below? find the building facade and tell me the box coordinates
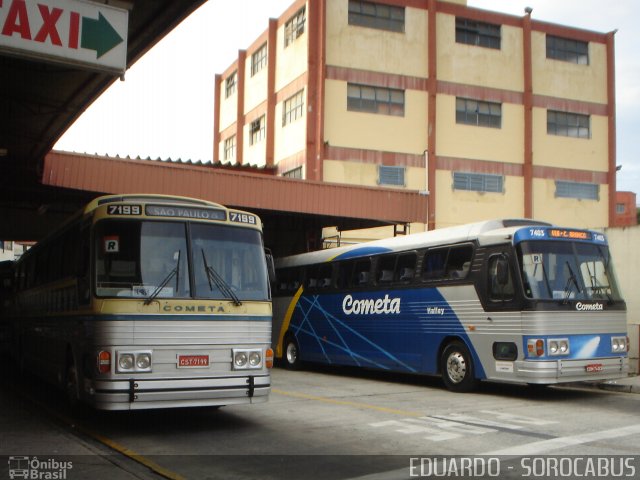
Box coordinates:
[613,191,637,227]
[213,0,617,231]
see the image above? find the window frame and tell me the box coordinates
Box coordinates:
[456,97,502,129]
[546,34,589,65]
[282,89,305,126]
[285,7,306,47]
[455,17,501,50]
[555,181,599,201]
[225,72,237,98]
[251,43,268,76]
[453,172,504,194]
[347,83,405,117]
[223,135,236,161]
[348,0,405,33]
[547,110,590,139]
[249,115,266,146]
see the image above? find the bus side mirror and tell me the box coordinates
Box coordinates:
[496,256,509,286]
[265,249,276,284]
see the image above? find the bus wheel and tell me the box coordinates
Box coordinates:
[440,341,478,393]
[284,336,301,370]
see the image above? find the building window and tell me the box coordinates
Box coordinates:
[546,35,589,65]
[251,43,267,76]
[285,7,306,47]
[283,90,305,126]
[456,98,501,128]
[283,166,303,179]
[547,110,590,139]
[455,17,501,50]
[555,181,599,200]
[348,0,405,33]
[347,83,404,116]
[223,135,236,160]
[616,203,626,214]
[379,165,405,186]
[249,116,265,145]
[225,72,237,98]
[453,172,504,193]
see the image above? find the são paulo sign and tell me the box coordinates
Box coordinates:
[0,0,128,74]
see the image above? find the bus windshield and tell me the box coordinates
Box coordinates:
[517,240,622,302]
[95,220,269,302]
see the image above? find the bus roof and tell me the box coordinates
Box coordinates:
[276,219,554,268]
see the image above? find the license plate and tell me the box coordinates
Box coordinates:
[177,354,209,368]
[585,363,604,373]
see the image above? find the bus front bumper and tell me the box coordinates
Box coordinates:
[515,357,628,384]
[84,374,271,410]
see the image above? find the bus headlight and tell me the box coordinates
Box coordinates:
[232,349,264,370]
[116,351,153,373]
[611,336,628,353]
[118,353,134,371]
[547,338,569,356]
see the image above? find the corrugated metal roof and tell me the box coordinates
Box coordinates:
[44,151,428,224]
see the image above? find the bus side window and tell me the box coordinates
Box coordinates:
[395,253,416,282]
[446,245,473,279]
[488,254,514,301]
[376,255,396,284]
[422,248,447,281]
[352,259,371,286]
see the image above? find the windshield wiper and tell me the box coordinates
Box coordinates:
[562,261,581,304]
[145,251,180,305]
[201,249,242,306]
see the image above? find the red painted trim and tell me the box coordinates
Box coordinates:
[317,0,327,182]
[437,2,521,29]
[213,74,222,163]
[244,102,267,124]
[276,150,307,175]
[246,29,269,56]
[326,146,425,168]
[606,32,617,227]
[532,20,608,45]
[221,60,239,79]
[438,81,523,105]
[532,166,608,184]
[276,73,309,103]
[533,96,608,116]
[266,19,277,168]
[523,13,533,219]
[327,65,428,91]
[437,157,523,177]
[219,123,236,140]
[306,0,321,181]
[427,0,437,230]
[236,50,246,165]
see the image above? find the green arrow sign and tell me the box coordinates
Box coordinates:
[81,12,123,58]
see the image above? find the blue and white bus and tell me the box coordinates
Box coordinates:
[272,220,628,392]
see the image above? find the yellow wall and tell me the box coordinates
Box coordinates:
[274,89,307,163]
[324,80,428,154]
[533,178,608,228]
[437,15,524,92]
[531,31,608,104]
[532,108,608,171]
[219,80,237,131]
[245,57,268,113]
[435,171,524,228]
[276,4,309,92]
[243,121,267,167]
[436,95,524,164]
[326,0,428,78]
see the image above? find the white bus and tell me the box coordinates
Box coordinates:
[272,219,628,391]
[9,194,273,410]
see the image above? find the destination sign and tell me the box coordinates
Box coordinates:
[548,229,591,240]
[145,205,226,221]
[513,227,607,245]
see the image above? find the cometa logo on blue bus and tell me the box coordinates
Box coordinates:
[576,302,604,311]
[342,294,401,315]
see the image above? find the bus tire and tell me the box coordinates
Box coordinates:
[440,341,478,393]
[283,335,302,370]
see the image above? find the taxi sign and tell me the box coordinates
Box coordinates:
[0,0,128,74]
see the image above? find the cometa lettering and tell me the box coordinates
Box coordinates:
[342,294,401,315]
[576,302,604,311]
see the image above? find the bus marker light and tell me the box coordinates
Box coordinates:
[97,351,111,374]
[265,348,274,369]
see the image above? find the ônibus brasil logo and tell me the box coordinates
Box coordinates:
[342,294,401,315]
